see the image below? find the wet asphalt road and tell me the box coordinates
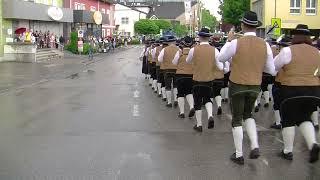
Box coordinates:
[0,47,319,180]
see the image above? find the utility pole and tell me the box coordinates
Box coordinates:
[274,0,277,17]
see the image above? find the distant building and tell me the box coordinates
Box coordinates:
[251,0,320,37]
[115,3,147,37]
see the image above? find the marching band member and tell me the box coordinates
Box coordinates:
[172,36,195,118]
[158,35,179,107]
[218,11,275,165]
[186,27,222,132]
[275,24,320,163]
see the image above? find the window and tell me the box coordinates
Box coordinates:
[75,2,85,10]
[290,0,301,14]
[306,0,317,14]
[121,17,129,24]
[101,8,106,14]
[102,29,106,38]
[90,6,96,12]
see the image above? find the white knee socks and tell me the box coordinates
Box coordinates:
[311,110,319,126]
[221,89,225,100]
[256,91,262,105]
[224,87,229,100]
[215,96,222,108]
[157,83,162,95]
[282,127,295,154]
[161,87,166,99]
[263,91,270,104]
[299,121,317,150]
[166,90,172,104]
[173,88,178,102]
[186,94,194,109]
[195,110,202,127]
[244,118,259,150]
[153,80,157,91]
[205,102,213,118]
[232,126,244,158]
[178,97,185,114]
[274,110,281,125]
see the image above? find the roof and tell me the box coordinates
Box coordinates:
[115,3,148,14]
[147,2,197,20]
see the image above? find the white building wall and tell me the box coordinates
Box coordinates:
[115,4,147,37]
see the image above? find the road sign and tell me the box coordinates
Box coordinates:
[271,18,281,36]
[78,30,84,38]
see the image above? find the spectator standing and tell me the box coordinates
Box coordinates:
[59,35,65,50]
[89,36,95,60]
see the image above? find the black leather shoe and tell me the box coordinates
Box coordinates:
[249,148,260,159]
[178,113,185,119]
[208,116,214,129]
[225,99,228,103]
[174,101,178,108]
[193,125,203,132]
[158,94,162,97]
[162,98,167,102]
[270,123,282,130]
[166,103,172,108]
[264,103,269,108]
[217,107,222,115]
[149,84,152,86]
[314,125,319,131]
[152,87,154,90]
[254,106,260,112]
[269,97,272,102]
[310,144,320,163]
[222,99,226,103]
[188,108,195,118]
[230,153,244,165]
[279,151,293,161]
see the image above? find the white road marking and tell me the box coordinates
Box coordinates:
[133,90,140,98]
[262,158,269,166]
[44,64,57,68]
[133,105,140,117]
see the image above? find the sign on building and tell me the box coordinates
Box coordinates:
[271,18,281,36]
[78,30,84,38]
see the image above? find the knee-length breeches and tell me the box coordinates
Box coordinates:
[176,74,193,97]
[193,81,213,110]
[229,81,260,127]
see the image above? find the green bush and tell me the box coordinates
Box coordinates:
[130,39,140,45]
[65,32,78,54]
[83,43,91,55]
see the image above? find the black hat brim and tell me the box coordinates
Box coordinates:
[240,19,262,27]
[291,29,312,36]
[197,32,211,37]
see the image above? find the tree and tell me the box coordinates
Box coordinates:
[134,19,159,35]
[172,24,188,38]
[153,20,173,33]
[201,9,217,32]
[219,0,250,29]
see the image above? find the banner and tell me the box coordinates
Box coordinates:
[184,0,192,22]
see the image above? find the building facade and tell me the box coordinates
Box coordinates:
[251,0,320,37]
[115,4,147,37]
[64,0,115,37]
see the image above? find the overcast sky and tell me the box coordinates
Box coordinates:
[201,0,221,20]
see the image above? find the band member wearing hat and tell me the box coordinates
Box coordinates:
[140,40,150,79]
[172,36,195,118]
[154,38,166,97]
[151,40,161,93]
[147,40,155,86]
[186,27,223,132]
[158,35,179,107]
[218,11,275,164]
[275,24,320,163]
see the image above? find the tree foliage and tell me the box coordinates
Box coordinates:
[219,0,250,28]
[134,19,159,35]
[172,24,188,38]
[153,20,173,33]
[201,9,217,32]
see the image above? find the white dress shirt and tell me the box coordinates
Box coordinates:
[152,47,157,60]
[275,46,320,71]
[217,32,276,75]
[158,48,165,63]
[223,61,230,74]
[172,49,182,65]
[185,42,223,70]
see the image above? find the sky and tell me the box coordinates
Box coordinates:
[201,0,222,20]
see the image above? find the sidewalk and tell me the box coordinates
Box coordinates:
[0,46,136,93]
